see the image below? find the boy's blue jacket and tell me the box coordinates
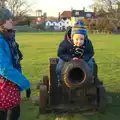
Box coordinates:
[57,38,94,62]
[0,35,30,91]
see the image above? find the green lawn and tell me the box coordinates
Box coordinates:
[16,32,120,120]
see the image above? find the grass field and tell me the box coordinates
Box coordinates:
[16,32,120,120]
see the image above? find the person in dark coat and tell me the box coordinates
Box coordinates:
[56,21,95,86]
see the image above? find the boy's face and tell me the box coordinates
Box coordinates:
[72,34,85,47]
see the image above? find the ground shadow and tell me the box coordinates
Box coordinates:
[46,92,120,120]
[21,91,120,120]
[70,92,120,120]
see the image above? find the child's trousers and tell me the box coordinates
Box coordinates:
[0,104,20,120]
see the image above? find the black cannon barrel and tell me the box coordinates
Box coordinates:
[68,67,85,84]
[61,59,93,88]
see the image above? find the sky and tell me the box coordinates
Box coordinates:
[29,0,94,17]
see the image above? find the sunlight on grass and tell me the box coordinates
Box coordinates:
[15,32,120,120]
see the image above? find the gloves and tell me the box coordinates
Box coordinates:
[72,45,85,58]
[26,88,31,98]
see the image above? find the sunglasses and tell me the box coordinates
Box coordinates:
[7,29,14,32]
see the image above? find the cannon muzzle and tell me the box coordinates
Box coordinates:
[68,67,85,84]
[62,59,93,88]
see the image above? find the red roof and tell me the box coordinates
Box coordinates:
[46,17,58,21]
[60,11,72,18]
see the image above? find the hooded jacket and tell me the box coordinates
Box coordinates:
[0,35,30,91]
[57,37,94,62]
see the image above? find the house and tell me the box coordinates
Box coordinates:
[46,17,58,21]
[45,17,58,26]
[85,12,95,19]
[60,10,95,19]
[45,21,52,26]
[34,16,45,24]
[72,10,85,18]
[59,10,95,27]
[60,11,71,19]
[52,21,58,26]
[45,18,71,31]
[64,19,71,29]
[45,20,58,27]
[58,20,64,26]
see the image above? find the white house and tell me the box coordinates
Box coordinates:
[57,19,71,30]
[45,20,59,30]
[58,21,64,27]
[45,18,72,31]
[45,21,53,26]
[64,19,71,29]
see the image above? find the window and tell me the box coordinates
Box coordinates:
[86,13,91,18]
[37,17,41,21]
[75,11,79,16]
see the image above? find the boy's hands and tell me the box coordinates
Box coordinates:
[72,45,84,59]
[72,57,80,60]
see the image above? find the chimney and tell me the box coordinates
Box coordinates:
[83,7,85,11]
[58,12,61,21]
[94,7,97,13]
[94,7,97,17]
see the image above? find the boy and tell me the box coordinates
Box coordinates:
[56,21,94,86]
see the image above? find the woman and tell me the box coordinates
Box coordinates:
[0,7,31,120]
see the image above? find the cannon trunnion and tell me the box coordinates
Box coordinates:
[38,58,107,114]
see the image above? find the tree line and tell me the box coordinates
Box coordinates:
[0,0,120,32]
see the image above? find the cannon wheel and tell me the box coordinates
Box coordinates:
[97,86,108,113]
[39,85,48,114]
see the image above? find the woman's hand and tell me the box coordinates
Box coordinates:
[26,88,31,98]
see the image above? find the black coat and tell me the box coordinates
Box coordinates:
[57,39,94,62]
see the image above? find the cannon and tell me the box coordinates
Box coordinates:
[37,58,108,114]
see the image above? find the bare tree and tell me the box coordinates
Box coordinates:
[90,0,119,11]
[5,0,35,18]
[0,0,7,7]
[90,0,120,31]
